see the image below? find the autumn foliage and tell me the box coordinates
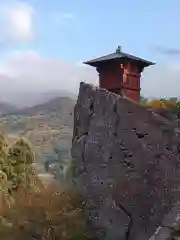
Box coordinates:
[140,97,180,119]
[0,133,96,240]
[0,183,95,240]
[146,99,176,110]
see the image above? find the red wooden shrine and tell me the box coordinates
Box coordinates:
[84,46,155,103]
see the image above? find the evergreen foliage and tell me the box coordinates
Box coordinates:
[0,133,97,239]
[0,133,35,207]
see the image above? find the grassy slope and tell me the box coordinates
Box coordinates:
[0,97,75,176]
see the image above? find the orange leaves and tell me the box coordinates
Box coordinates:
[0,183,94,240]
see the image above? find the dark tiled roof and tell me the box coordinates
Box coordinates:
[84,46,155,67]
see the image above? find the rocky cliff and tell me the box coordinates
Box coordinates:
[71,82,180,240]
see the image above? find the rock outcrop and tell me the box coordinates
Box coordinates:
[71,82,180,240]
[149,202,180,239]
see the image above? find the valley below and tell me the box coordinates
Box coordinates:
[0,96,75,181]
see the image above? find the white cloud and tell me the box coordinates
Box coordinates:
[0,50,180,106]
[0,0,34,43]
[0,50,98,94]
[140,62,180,98]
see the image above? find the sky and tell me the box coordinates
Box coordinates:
[0,0,180,100]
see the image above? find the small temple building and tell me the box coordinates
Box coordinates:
[84,46,155,103]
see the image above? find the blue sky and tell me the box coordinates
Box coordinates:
[25,0,180,63]
[0,0,180,100]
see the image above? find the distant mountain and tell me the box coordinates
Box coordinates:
[0,96,75,179]
[9,96,75,119]
[0,102,18,116]
[0,90,77,108]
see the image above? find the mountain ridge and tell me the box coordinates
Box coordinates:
[0,95,75,179]
[0,89,77,108]
[5,96,75,117]
[0,102,19,116]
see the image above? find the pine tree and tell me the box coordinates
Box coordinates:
[0,134,35,206]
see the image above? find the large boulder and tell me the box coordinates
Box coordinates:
[72,82,180,240]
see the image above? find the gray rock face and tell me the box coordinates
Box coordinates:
[71,82,180,240]
[149,202,180,239]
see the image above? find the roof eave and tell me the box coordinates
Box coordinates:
[83,61,98,67]
[83,61,90,65]
[144,62,156,67]
[83,59,114,67]
[84,60,156,68]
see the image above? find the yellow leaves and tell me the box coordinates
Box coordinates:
[141,97,180,120]
[146,99,177,110]
[147,99,165,109]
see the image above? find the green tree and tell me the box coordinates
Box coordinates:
[8,137,35,192]
[0,135,97,240]
[0,134,35,206]
[140,96,148,106]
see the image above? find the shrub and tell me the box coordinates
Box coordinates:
[0,134,97,239]
[0,134,36,211]
[0,183,96,240]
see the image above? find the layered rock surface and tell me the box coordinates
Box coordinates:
[72,82,180,240]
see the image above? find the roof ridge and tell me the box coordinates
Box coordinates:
[83,48,155,66]
[83,51,119,64]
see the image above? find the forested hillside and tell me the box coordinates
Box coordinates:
[0,97,75,181]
